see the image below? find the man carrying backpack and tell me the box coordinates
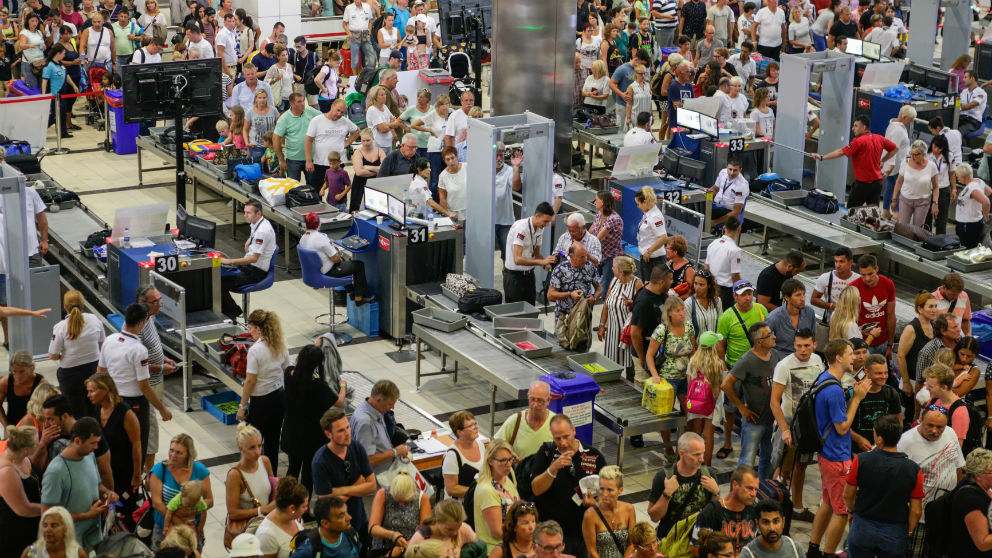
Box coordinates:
[290,36,319,106]
[842,414,925,558]
[290,495,362,558]
[806,339,871,558]
[848,354,903,455]
[648,432,719,543]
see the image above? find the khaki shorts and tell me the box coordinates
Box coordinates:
[147,381,164,456]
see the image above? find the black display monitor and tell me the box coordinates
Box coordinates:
[976,41,992,81]
[905,65,927,85]
[122,59,224,124]
[925,71,949,94]
[437,0,492,43]
[176,204,217,247]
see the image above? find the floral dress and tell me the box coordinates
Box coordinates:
[650,322,696,381]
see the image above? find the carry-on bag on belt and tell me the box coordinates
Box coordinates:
[218,333,255,377]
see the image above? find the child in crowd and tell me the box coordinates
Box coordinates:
[228,106,248,149]
[412,18,430,69]
[260,131,279,175]
[172,42,188,60]
[216,120,230,144]
[468,106,482,118]
[320,151,351,210]
[400,23,420,70]
[684,331,725,466]
[164,480,207,543]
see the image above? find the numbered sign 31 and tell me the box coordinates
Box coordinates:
[154,254,179,273]
[408,227,428,244]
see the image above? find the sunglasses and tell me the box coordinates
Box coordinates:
[696,270,712,278]
[926,403,948,415]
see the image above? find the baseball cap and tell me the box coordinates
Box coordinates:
[699,331,723,348]
[849,337,869,351]
[229,533,262,558]
[733,279,754,295]
[389,50,403,60]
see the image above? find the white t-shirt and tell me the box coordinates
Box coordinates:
[813,270,860,319]
[247,218,277,271]
[788,19,811,44]
[439,164,467,219]
[187,37,215,59]
[713,168,749,208]
[343,2,374,34]
[897,425,965,508]
[582,74,610,108]
[704,234,742,288]
[408,175,432,208]
[962,86,988,122]
[214,26,238,65]
[881,119,910,176]
[246,338,290,397]
[421,109,447,152]
[957,180,987,223]
[298,230,340,275]
[864,26,899,57]
[255,516,303,557]
[50,313,106,368]
[772,352,825,417]
[624,127,656,146]
[307,115,359,166]
[898,159,938,199]
[132,47,162,64]
[552,174,565,202]
[707,5,735,43]
[440,439,485,499]
[367,105,394,149]
[729,53,756,85]
[751,107,775,138]
[505,217,545,271]
[444,108,471,145]
[0,187,46,257]
[637,205,666,256]
[98,332,150,398]
[754,6,787,47]
[811,9,834,35]
[939,128,963,168]
[930,154,951,189]
[726,94,749,120]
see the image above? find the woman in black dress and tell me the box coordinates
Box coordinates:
[0,351,46,428]
[86,373,142,517]
[350,128,386,213]
[0,425,42,556]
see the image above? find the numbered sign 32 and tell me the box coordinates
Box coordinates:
[408,227,428,244]
[661,190,682,204]
[155,254,179,273]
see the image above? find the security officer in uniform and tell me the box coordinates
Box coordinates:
[504,202,556,305]
[96,303,172,457]
[709,157,750,226]
[220,200,278,318]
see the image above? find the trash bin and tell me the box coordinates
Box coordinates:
[105,90,139,155]
[541,371,601,445]
[972,309,992,359]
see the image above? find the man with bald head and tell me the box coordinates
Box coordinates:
[693,24,723,66]
[898,406,965,557]
[494,381,554,458]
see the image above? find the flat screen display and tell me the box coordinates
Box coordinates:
[846,38,864,56]
[698,113,718,138]
[387,194,406,225]
[676,107,700,132]
[862,40,881,61]
[364,187,389,215]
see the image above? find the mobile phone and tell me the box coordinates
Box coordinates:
[854,369,867,382]
[860,322,879,332]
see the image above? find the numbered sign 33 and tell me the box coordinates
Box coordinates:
[408,227,428,244]
[155,254,179,273]
[728,138,745,153]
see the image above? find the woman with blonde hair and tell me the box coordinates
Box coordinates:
[634,186,666,280]
[159,524,199,557]
[20,506,86,558]
[411,93,451,194]
[475,440,519,551]
[405,538,447,558]
[236,309,289,474]
[0,425,42,555]
[582,466,635,558]
[829,286,880,343]
[685,332,726,465]
[367,85,398,152]
[898,292,938,386]
[578,58,610,156]
[370,470,432,556]
[598,255,642,373]
[85,372,142,507]
[151,433,213,548]
[408,498,477,557]
[623,64,652,129]
[49,290,105,419]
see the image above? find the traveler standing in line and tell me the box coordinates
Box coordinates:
[0,351,47,428]
[648,432,719,540]
[493,381,554,459]
[740,499,805,558]
[897,292,937,391]
[598,256,642,372]
[19,506,87,558]
[691,466,760,556]
[0,425,42,556]
[441,410,485,500]
[810,247,859,326]
[83,375,142,520]
[135,285,178,475]
[953,164,992,249]
[236,309,289,475]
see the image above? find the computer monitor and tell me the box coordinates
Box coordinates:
[676,107,701,132]
[862,40,881,61]
[846,38,864,57]
[925,71,949,93]
[387,194,406,226]
[906,65,927,85]
[363,187,390,215]
[176,204,216,247]
[176,204,188,234]
[698,113,718,138]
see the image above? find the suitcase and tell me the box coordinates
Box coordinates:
[5,154,41,174]
[8,79,41,97]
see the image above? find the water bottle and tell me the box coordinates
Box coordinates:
[122,227,130,249]
[402,187,412,220]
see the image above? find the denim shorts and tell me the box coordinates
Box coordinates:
[666,377,688,396]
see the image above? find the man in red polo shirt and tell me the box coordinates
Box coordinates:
[813,115,897,208]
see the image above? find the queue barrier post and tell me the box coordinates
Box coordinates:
[52,92,69,155]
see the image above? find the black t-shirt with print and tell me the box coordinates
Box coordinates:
[848,385,902,452]
[692,500,758,556]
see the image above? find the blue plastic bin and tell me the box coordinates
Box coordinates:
[106,90,139,155]
[972,309,992,359]
[201,391,241,425]
[347,297,380,337]
[541,371,601,445]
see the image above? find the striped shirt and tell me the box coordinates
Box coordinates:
[139,317,165,386]
[654,0,679,28]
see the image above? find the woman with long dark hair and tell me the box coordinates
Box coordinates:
[281,344,343,494]
[56,26,83,131]
[85,373,142,520]
[48,290,104,419]
[952,336,981,400]
[590,191,623,295]
[683,270,722,343]
[41,43,77,139]
[928,134,954,234]
[15,13,45,90]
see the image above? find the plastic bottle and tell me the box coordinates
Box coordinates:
[123,227,130,249]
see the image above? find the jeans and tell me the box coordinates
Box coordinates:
[285,158,307,182]
[495,223,512,262]
[848,515,909,558]
[738,421,774,480]
[350,38,377,71]
[20,61,39,90]
[615,104,629,133]
[598,256,615,301]
[867,342,888,356]
[882,175,898,211]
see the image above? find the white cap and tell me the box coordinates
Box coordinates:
[229,533,263,558]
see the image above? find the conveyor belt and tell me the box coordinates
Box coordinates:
[744,197,880,254]
[48,205,107,247]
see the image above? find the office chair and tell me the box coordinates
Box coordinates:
[232,248,277,325]
[298,247,354,345]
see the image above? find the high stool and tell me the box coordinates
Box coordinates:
[232,251,277,323]
[298,247,354,344]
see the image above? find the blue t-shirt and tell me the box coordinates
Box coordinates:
[41,453,103,550]
[290,530,362,558]
[393,8,411,38]
[667,79,695,123]
[150,461,211,528]
[42,62,67,94]
[612,63,636,107]
[814,371,851,463]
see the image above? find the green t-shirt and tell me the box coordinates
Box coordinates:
[399,105,430,148]
[111,21,139,56]
[716,304,767,366]
[167,492,208,513]
[273,105,322,161]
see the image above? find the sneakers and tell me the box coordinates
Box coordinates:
[792,508,816,522]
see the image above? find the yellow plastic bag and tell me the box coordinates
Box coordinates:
[642,378,675,415]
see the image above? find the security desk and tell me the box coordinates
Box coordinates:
[854,89,958,135]
[610,175,708,247]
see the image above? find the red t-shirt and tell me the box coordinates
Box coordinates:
[841,132,897,183]
[851,274,896,347]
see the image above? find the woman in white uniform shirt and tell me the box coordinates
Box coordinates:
[48,290,105,419]
[408,158,457,218]
[298,213,371,303]
[634,186,668,281]
[236,310,289,475]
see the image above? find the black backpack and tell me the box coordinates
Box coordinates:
[461,480,479,529]
[924,482,980,558]
[921,234,962,252]
[803,189,840,214]
[513,451,543,502]
[929,397,983,456]
[291,526,361,558]
[304,63,329,96]
[285,186,321,208]
[789,375,841,455]
[355,66,383,96]
[456,288,503,315]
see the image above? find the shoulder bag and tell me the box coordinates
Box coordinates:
[223,467,266,549]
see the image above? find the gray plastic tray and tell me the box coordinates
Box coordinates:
[567,352,623,383]
[493,317,544,337]
[947,256,992,273]
[770,190,807,206]
[857,226,892,240]
[190,325,246,361]
[499,330,554,358]
[891,232,921,249]
[839,218,859,232]
[917,245,963,261]
[441,284,462,301]
[411,308,468,332]
[485,301,539,319]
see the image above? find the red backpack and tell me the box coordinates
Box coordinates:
[685,370,715,416]
[218,333,256,377]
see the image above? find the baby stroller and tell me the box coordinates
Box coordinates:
[84,65,110,131]
[95,508,154,558]
[446,52,480,108]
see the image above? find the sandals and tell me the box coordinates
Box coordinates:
[716,446,733,459]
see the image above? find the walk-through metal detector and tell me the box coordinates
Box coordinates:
[465,113,555,289]
[775,52,855,203]
[907,0,970,70]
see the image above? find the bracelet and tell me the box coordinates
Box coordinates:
[547,467,557,479]
[257,507,263,517]
[392,448,398,458]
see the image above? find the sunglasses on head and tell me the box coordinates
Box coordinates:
[926,403,948,415]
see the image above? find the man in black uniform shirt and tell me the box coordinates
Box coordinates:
[530,414,606,558]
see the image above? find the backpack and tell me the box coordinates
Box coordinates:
[924,482,980,558]
[456,288,503,315]
[749,172,780,194]
[803,189,839,214]
[650,70,665,99]
[218,333,256,377]
[461,480,479,529]
[355,66,383,96]
[685,370,715,416]
[921,234,962,252]
[285,185,321,208]
[290,526,361,558]
[304,64,330,96]
[929,397,983,456]
[513,451,542,502]
[789,375,841,455]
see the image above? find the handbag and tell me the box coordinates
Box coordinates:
[620,317,633,345]
[30,59,45,75]
[218,333,255,377]
[269,73,284,104]
[224,467,266,549]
